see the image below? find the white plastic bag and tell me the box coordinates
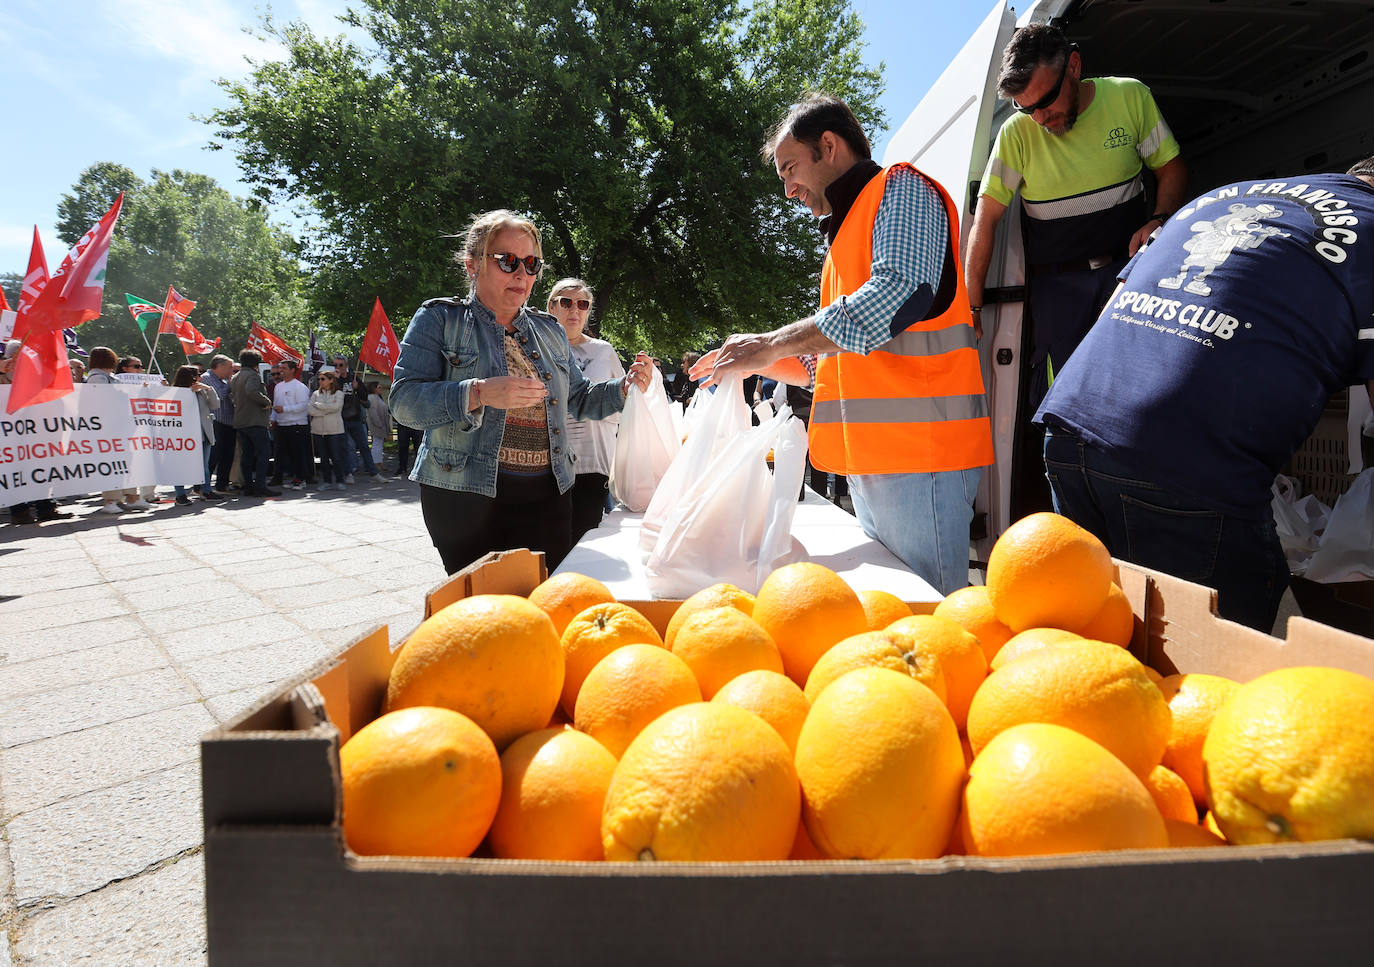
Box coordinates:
[1271,478,1327,574]
[639,377,750,551]
[643,405,808,597]
[609,365,681,512]
[1303,469,1374,582]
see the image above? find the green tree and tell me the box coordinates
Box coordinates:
[57,165,312,375]
[0,271,19,310]
[207,0,883,360]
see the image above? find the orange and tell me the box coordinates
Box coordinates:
[1202,666,1374,844]
[752,562,869,685]
[1157,672,1240,804]
[967,639,1171,778]
[711,669,811,754]
[856,589,912,630]
[528,572,616,638]
[986,512,1113,633]
[960,722,1167,857]
[887,614,987,730]
[670,607,784,699]
[1075,583,1135,646]
[988,627,1084,671]
[933,585,1014,664]
[803,628,947,708]
[386,594,564,749]
[488,727,618,861]
[559,602,663,717]
[602,703,799,861]
[340,706,501,858]
[1144,764,1198,823]
[574,644,702,758]
[664,583,755,650]
[1202,810,1227,841]
[788,818,826,860]
[1165,818,1226,848]
[795,667,964,859]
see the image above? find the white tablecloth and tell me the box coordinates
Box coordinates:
[557,490,941,605]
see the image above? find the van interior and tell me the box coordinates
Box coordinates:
[885,0,1374,557]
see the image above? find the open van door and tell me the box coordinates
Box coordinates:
[880,1,1021,560]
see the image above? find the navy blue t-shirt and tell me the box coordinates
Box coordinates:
[1036,172,1374,516]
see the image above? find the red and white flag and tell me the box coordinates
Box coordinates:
[246,321,303,365]
[359,298,399,375]
[157,285,197,334]
[7,199,122,412]
[17,226,49,318]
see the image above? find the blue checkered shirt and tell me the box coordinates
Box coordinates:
[812,165,949,355]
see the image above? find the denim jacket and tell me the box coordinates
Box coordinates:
[390,295,627,497]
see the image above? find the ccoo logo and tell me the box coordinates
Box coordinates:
[130,399,183,417]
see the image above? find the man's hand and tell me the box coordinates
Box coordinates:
[690,332,784,388]
[1128,218,1163,256]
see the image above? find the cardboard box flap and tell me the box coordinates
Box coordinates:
[201,684,340,832]
[311,626,393,745]
[426,548,547,618]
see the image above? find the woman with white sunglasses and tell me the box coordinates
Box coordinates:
[391,209,652,575]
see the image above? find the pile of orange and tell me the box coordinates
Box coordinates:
[336,514,1374,864]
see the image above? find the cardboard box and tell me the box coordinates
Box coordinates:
[202,552,1374,965]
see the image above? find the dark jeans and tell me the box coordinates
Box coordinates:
[569,473,609,545]
[1027,259,1126,410]
[313,433,350,484]
[419,473,573,575]
[237,425,271,492]
[1043,427,1288,632]
[274,424,312,482]
[395,424,423,474]
[212,421,236,490]
[343,420,377,475]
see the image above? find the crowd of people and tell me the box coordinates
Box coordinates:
[3,341,411,524]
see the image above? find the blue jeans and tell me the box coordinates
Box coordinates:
[1043,427,1288,632]
[342,420,376,475]
[237,426,271,491]
[848,468,981,596]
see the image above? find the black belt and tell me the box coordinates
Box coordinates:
[1028,254,1123,276]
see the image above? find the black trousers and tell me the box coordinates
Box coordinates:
[420,473,574,575]
[569,472,610,546]
[212,421,236,490]
[395,424,423,473]
[275,424,312,482]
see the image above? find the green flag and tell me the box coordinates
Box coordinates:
[124,293,162,333]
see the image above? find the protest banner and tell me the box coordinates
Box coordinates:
[0,384,202,503]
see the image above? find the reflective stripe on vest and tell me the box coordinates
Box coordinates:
[810,163,995,475]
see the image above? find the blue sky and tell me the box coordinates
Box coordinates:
[0,0,995,276]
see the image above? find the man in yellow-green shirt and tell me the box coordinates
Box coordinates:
[965,23,1187,411]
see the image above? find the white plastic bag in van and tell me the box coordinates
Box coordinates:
[1303,469,1374,582]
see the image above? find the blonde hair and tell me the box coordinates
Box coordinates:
[546,277,595,310]
[455,209,544,293]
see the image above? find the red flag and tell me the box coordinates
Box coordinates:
[22,195,123,337]
[16,227,49,321]
[5,204,120,413]
[359,298,399,375]
[173,317,220,356]
[157,285,197,335]
[246,321,303,366]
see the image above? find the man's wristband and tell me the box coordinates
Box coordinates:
[1149,212,1170,223]
[969,305,982,314]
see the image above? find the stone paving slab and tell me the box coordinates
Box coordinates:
[0,704,214,816]
[0,477,445,965]
[12,854,205,967]
[8,761,201,904]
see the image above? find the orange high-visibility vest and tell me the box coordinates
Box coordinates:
[810,164,994,475]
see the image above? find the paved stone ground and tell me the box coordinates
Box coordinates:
[0,475,446,966]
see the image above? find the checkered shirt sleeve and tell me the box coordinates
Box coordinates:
[813,166,949,355]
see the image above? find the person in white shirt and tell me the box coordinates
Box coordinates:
[365,381,391,469]
[547,277,625,543]
[271,359,312,490]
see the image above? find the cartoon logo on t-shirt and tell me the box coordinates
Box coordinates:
[1158,203,1290,296]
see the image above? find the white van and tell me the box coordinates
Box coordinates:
[883,0,1374,560]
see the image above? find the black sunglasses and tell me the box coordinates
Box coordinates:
[556,296,591,311]
[489,253,543,276]
[1013,49,1074,114]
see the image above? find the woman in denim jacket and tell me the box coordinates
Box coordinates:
[391,209,652,574]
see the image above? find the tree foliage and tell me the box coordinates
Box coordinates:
[56,164,312,375]
[207,0,883,359]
